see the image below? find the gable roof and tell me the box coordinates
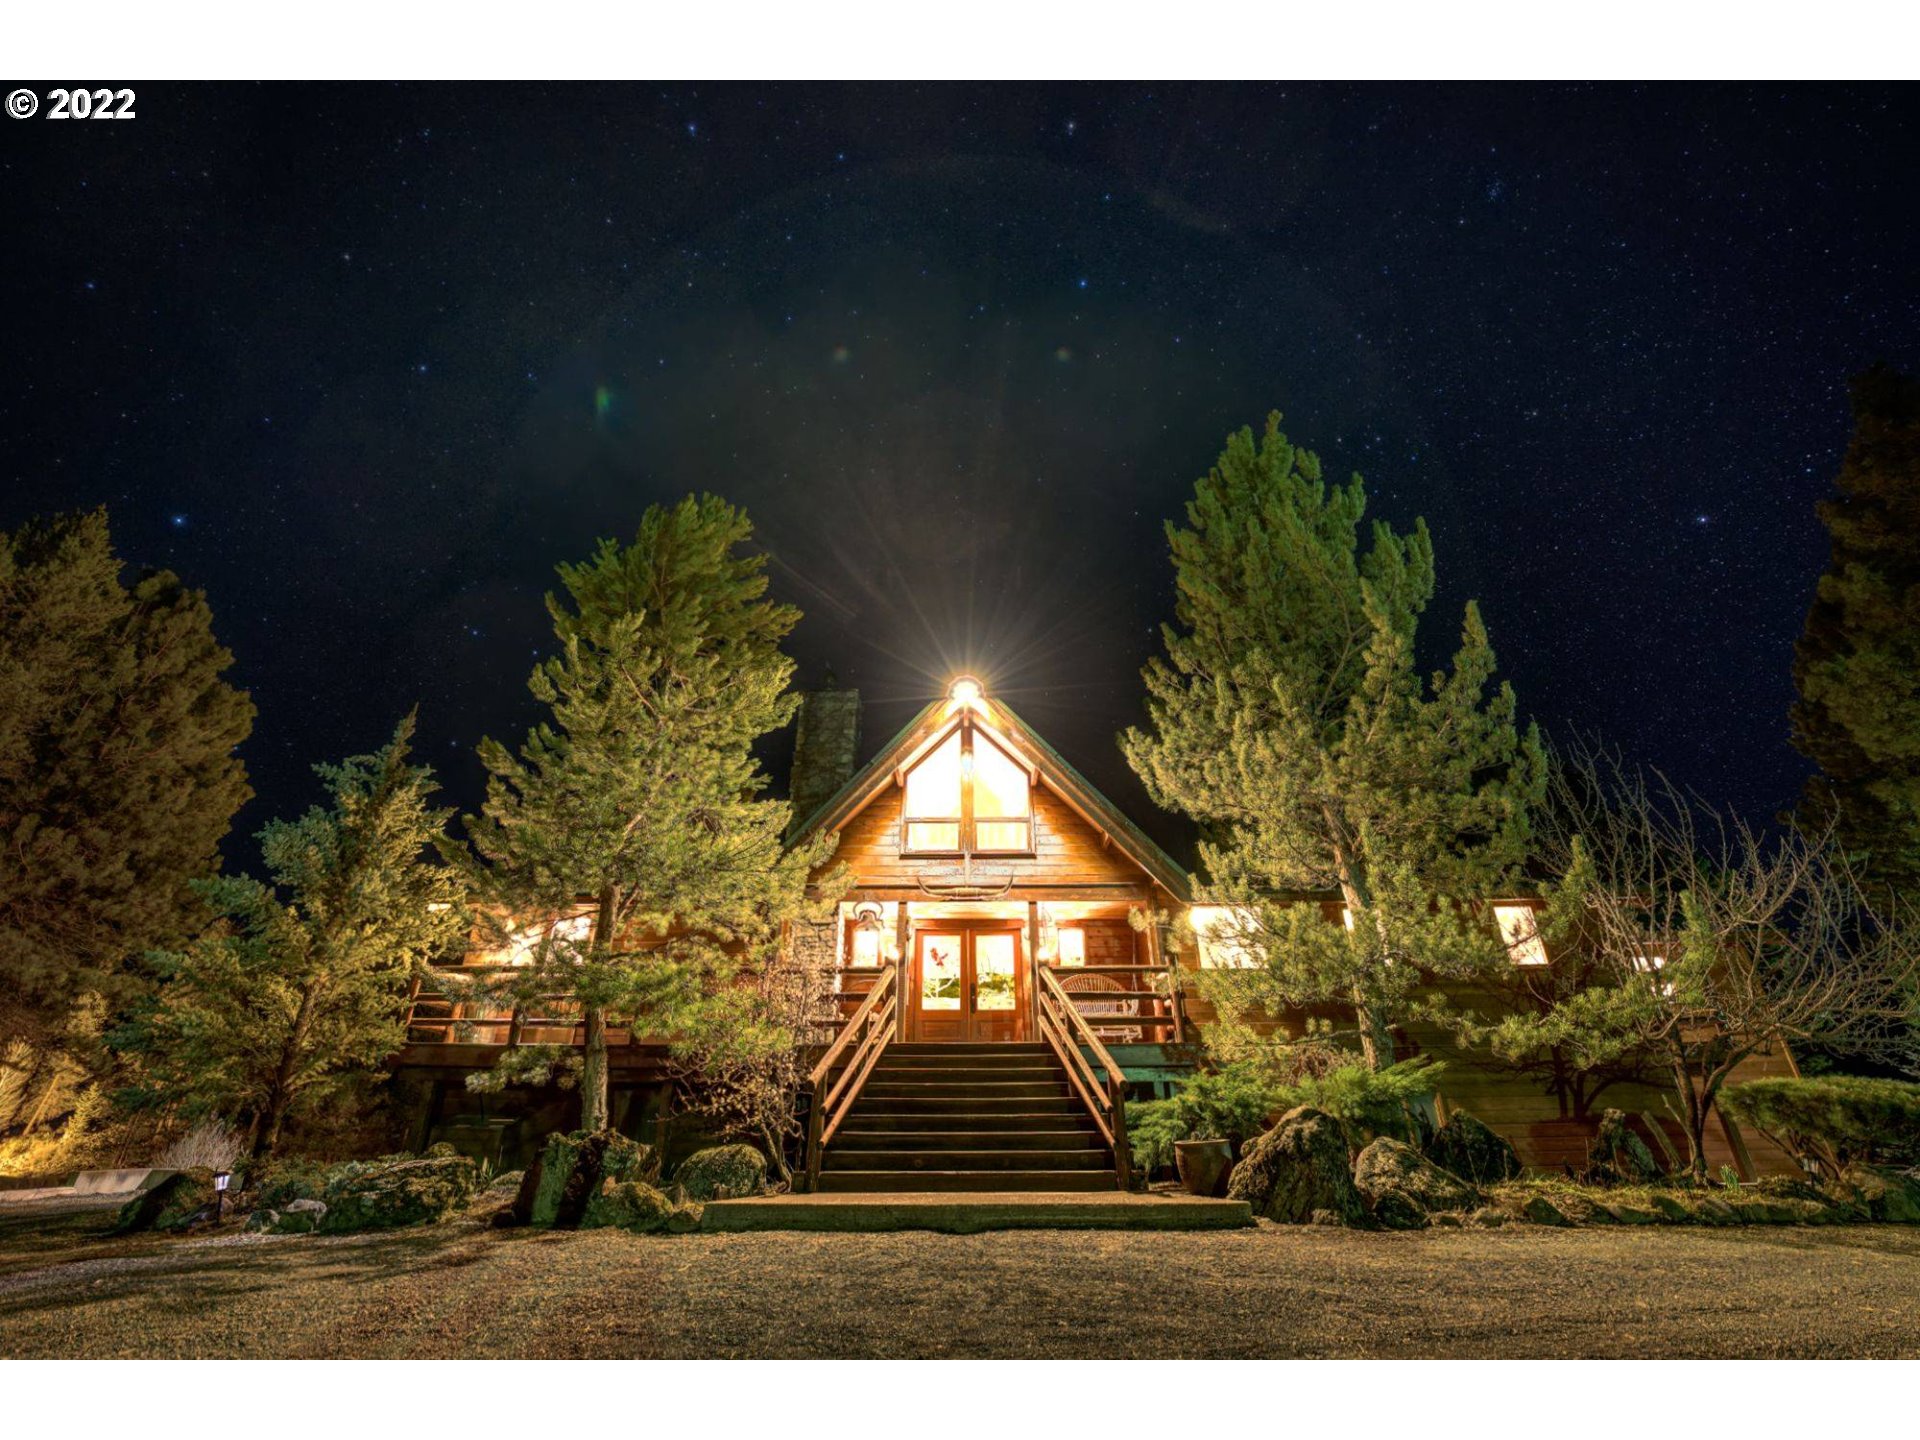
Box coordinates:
[787,689,1193,901]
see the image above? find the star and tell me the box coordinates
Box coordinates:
[169,513,188,530]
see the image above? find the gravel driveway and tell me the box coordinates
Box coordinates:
[2,1211,1916,1358]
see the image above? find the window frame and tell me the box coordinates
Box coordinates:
[898,716,1036,858]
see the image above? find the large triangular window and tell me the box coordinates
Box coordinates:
[901,720,1033,855]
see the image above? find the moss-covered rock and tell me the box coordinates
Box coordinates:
[665,1202,703,1234]
[1603,1202,1660,1225]
[112,1168,218,1233]
[1521,1194,1573,1226]
[1354,1136,1480,1221]
[1426,1112,1522,1186]
[273,1197,328,1234]
[1589,1109,1663,1184]
[581,1179,672,1232]
[1371,1189,1428,1230]
[1467,1206,1508,1228]
[674,1144,768,1202]
[318,1155,478,1233]
[1226,1106,1369,1226]
[252,1159,330,1212]
[520,1130,655,1228]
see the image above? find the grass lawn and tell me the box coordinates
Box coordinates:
[2,1195,1918,1358]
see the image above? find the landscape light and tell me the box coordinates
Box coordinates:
[948,675,983,707]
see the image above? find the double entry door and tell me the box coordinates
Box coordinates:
[908,922,1027,1042]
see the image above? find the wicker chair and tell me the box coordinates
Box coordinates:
[1056,970,1144,1044]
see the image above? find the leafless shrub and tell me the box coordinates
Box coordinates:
[157,1117,246,1172]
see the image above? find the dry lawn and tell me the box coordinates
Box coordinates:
[2,1195,1917,1358]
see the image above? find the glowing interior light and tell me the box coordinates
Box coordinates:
[948,675,983,707]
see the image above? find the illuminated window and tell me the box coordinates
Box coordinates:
[971,732,1031,852]
[1191,905,1262,969]
[900,721,1033,856]
[1494,903,1549,966]
[1634,953,1673,997]
[1056,926,1086,966]
[503,911,591,966]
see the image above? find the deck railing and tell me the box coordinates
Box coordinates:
[800,960,899,1192]
[1037,965,1133,1191]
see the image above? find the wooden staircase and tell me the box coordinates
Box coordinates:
[816,1042,1118,1192]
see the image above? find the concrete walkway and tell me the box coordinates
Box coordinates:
[702,1189,1252,1233]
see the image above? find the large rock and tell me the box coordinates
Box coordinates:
[1588,1109,1663,1184]
[581,1179,673,1232]
[1225,1106,1369,1226]
[521,1131,654,1229]
[112,1168,217,1234]
[273,1197,328,1234]
[674,1144,768,1202]
[1426,1112,1521,1186]
[1354,1136,1481,1222]
[318,1155,479,1233]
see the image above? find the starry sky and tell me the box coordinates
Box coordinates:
[4,83,1916,865]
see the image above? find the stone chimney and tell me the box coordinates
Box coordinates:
[789,674,861,827]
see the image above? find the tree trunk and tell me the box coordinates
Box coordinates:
[579,884,618,1133]
[253,980,320,1159]
[580,1004,609,1132]
[1672,1061,1711,1181]
[1326,818,1390,1071]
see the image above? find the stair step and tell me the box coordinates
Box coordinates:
[815,1169,1119,1193]
[833,1136,1105,1159]
[873,1061,1062,1077]
[861,1081,1072,1100]
[825,1148,1111,1171]
[840,1107,1097,1129]
[886,1043,1050,1055]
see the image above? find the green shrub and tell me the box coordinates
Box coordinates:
[1126,1061,1284,1172]
[1280,1057,1444,1144]
[1720,1076,1920,1175]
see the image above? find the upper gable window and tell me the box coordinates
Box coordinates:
[900,722,1032,855]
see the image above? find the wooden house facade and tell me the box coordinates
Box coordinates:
[395,677,1796,1185]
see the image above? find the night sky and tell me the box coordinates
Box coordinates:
[4,83,1916,866]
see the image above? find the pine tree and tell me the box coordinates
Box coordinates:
[115,715,467,1158]
[459,496,837,1132]
[1123,413,1545,1068]
[0,509,254,1051]
[1792,364,1920,899]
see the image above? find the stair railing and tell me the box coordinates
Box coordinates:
[1037,965,1133,1191]
[800,960,899,1192]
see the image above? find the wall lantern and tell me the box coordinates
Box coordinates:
[850,902,888,968]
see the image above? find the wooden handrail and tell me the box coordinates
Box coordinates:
[1037,966,1133,1191]
[801,961,899,1192]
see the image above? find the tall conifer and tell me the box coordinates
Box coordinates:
[461,496,833,1131]
[0,509,253,1050]
[1123,414,1545,1067]
[1792,364,1920,898]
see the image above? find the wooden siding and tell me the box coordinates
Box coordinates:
[820,776,1153,893]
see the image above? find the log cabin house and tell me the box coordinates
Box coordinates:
[396,676,1796,1188]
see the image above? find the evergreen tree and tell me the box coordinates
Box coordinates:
[0,509,254,1050]
[1792,363,1920,899]
[459,496,837,1132]
[115,716,467,1158]
[1124,413,1545,1068]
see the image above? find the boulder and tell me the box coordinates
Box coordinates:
[1226,1106,1369,1226]
[1521,1194,1572,1226]
[1467,1206,1508,1229]
[1604,1202,1660,1225]
[245,1208,279,1232]
[1589,1109,1663,1184]
[112,1168,217,1234]
[1429,1210,1465,1227]
[1688,1195,1737,1226]
[581,1179,673,1233]
[318,1155,479,1233]
[524,1131,654,1228]
[1353,1136,1481,1223]
[271,1196,328,1234]
[1426,1112,1522,1186]
[1371,1190,1428,1230]
[1648,1193,1691,1223]
[665,1203,703,1234]
[673,1144,769,1203]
